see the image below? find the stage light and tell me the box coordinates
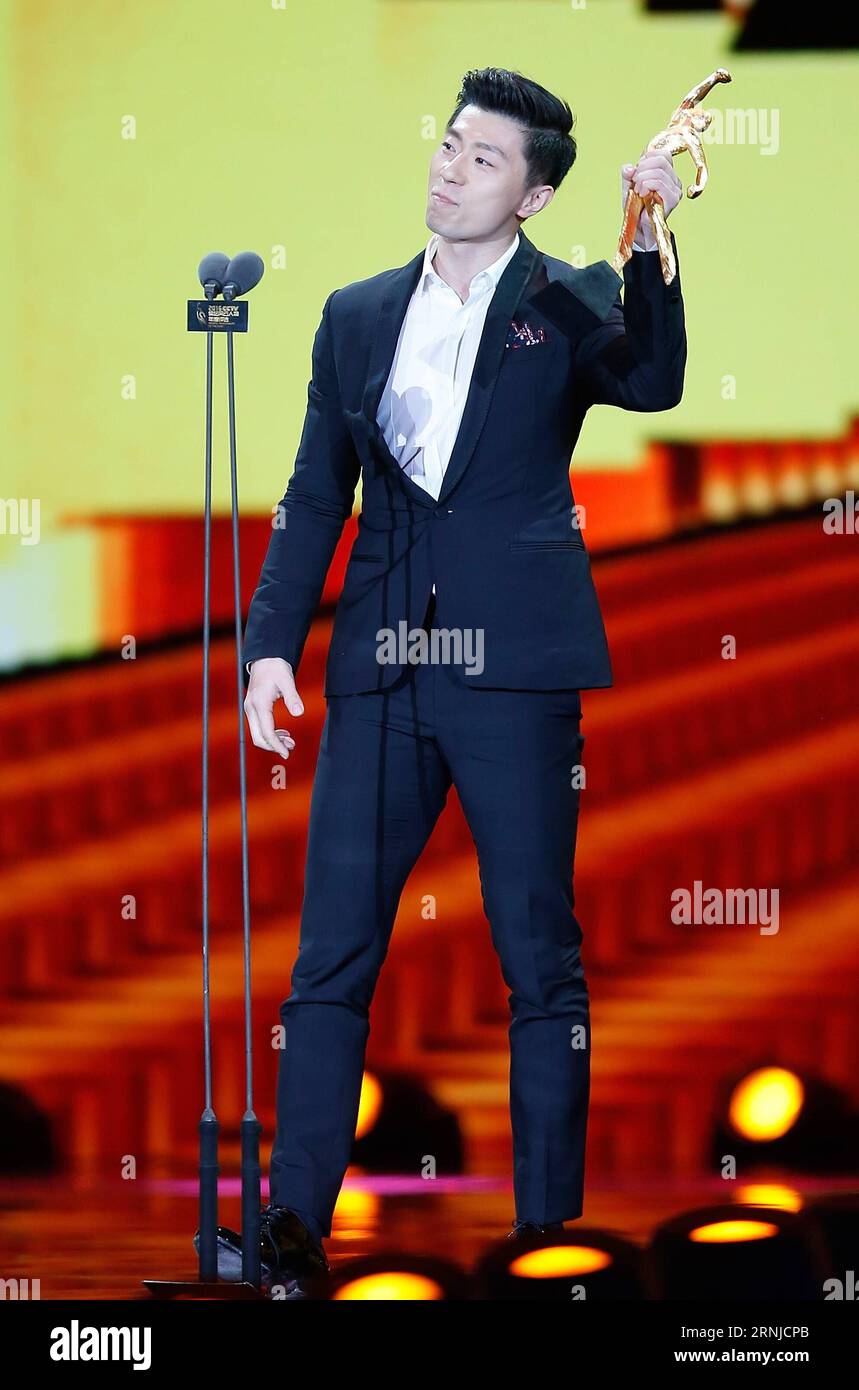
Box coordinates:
[508,1245,612,1279]
[735,1183,803,1212]
[330,1185,379,1236]
[474,1228,650,1301]
[729,1066,805,1140]
[712,1065,859,1174]
[355,1070,383,1139]
[321,1254,471,1301]
[505,1245,611,1273]
[350,1070,464,1173]
[649,1204,829,1299]
[334,1272,442,1300]
[688,1219,779,1242]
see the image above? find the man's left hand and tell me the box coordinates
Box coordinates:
[621,150,683,250]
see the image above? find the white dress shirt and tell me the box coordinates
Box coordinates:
[377,230,521,507]
[378,230,520,596]
[247,235,655,672]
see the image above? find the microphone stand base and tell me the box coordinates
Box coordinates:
[141,1278,267,1300]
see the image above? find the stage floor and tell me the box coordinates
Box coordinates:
[0,1165,854,1300]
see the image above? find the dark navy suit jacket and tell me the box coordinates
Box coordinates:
[241,227,686,694]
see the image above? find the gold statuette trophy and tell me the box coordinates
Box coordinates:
[613,67,732,285]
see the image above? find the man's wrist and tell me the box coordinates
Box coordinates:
[245,657,293,674]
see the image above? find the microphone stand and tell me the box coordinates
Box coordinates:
[226,315,263,1291]
[143,275,263,1299]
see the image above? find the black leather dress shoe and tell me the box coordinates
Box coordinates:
[193,1205,329,1297]
[507,1219,566,1240]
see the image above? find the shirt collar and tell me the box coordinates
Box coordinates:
[419,230,520,299]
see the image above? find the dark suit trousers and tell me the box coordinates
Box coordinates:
[270,594,591,1235]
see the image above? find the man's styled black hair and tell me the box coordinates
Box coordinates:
[446,67,577,193]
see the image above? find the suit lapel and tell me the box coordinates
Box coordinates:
[360,248,424,428]
[355,228,618,507]
[436,230,540,504]
[356,247,432,508]
[357,231,540,507]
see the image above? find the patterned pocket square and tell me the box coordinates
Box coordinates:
[505,318,547,349]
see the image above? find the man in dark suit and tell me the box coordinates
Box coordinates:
[216,67,685,1293]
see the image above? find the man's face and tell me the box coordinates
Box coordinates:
[426,104,552,242]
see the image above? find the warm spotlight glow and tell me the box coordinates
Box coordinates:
[332,1184,379,1230]
[736,1184,803,1212]
[728,1067,805,1141]
[354,1071,383,1139]
[333,1272,444,1300]
[509,1245,612,1279]
[689,1220,779,1244]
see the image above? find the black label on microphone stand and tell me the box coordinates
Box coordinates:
[187,300,249,332]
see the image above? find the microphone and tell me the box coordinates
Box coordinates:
[221,252,265,302]
[197,252,231,301]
